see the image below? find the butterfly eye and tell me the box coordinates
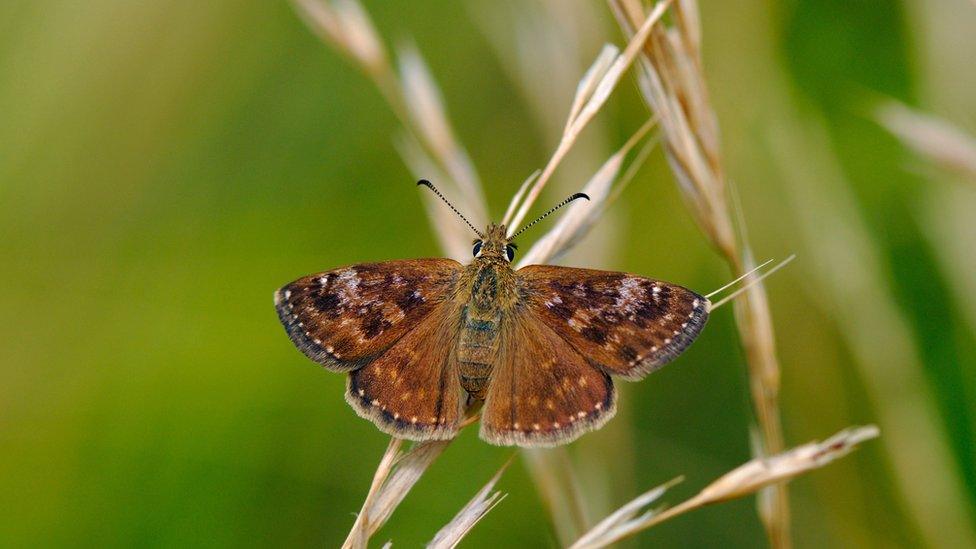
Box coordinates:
[472,241,483,257]
[505,244,516,262]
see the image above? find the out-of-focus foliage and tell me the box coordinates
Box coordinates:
[1,0,974,546]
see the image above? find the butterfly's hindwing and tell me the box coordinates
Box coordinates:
[346,305,465,441]
[518,265,709,380]
[274,259,462,371]
[480,309,615,447]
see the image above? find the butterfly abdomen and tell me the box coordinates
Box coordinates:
[457,262,521,399]
[457,306,500,398]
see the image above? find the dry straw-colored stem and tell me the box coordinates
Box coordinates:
[295,1,806,547]
[293,0,486,261]
[609,0,791,545]
[518,117,657,266]
[875,100,976,183]
[342,438,452,548]
[427,459,512,549]
[500,6,672,541]
[770,110,976,548]
[505,0,673,232]
[343,437,403,547]
[570,425,879,549]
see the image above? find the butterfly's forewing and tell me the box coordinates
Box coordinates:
[518,265,709,380]
[274,259,462,371]
[346,303,465,441]
[480,311,615,447]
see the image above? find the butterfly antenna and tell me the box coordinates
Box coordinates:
[509,192,589,239]
[708,255,796,310]
[705,258,776,299]
[417,179,484,238]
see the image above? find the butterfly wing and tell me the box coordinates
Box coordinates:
[346,303,465,441]
[517,265,709,380]
[274,259,462,371]
[480,309,616,447]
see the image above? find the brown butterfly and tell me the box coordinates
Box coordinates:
[274,180,709,447]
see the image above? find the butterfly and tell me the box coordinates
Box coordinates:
[274,180,709,447]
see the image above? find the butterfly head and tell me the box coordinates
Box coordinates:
[472,223,517,263]
[417,179,588,266]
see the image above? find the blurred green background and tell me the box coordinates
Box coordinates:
[2,0,975,547]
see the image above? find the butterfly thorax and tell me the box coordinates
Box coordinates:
[457,223,518,399]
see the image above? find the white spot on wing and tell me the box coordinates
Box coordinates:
[335,269,361,307]
[615,278,644,313]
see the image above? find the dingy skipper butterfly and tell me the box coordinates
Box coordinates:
[274,180,709,447]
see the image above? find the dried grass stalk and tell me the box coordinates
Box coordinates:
[875,100,976,182]
[508,70,659,548]
[609,0,791,545]
[569,477,681,549]
[505,0,673,231]
[397,45,488,223]
[518,117,656,266]
[771,112,976,548]
[483,5,671,542]
[342,438,452,548]
[427,460,511,549]
[512,124,656,544]
[295,1,799,547]
[520,447,591,545]
[570,425,880,549]
[294,3,492,541]
[293,0,389,78]
[293,0,487,262]
[478,2,653,538]
[295,2,658,545]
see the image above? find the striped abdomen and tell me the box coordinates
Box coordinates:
[457,307,500,398]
